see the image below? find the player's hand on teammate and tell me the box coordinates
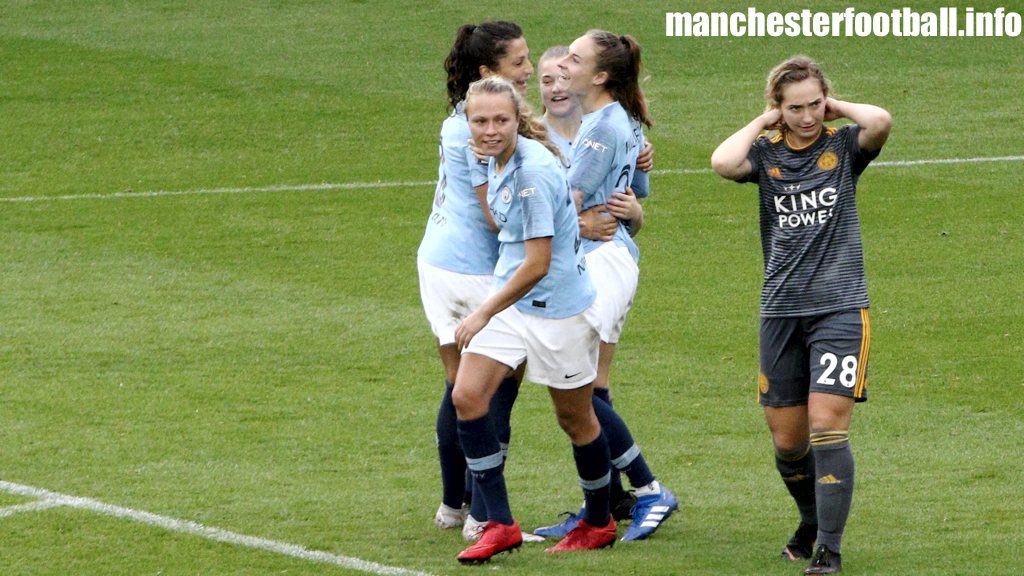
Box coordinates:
[607,186,642,223]
[467,139,489,164]
[636,140,655,172]
[455,310,490,351]
[578,205,618,241]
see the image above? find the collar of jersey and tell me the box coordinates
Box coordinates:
[784,127,825,152]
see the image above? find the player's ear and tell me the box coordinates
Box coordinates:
[479,64,495,79]
[593,70,609,88]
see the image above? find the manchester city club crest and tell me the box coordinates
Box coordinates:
[501,186,512,203]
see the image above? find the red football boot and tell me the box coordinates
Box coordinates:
[457,520,523,564]
[545,517,617,552]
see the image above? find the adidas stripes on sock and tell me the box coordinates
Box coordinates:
[811,430,855,554]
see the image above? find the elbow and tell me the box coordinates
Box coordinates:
[874,109,893,136]
[863,109,893,151]
[710,153,736,180]
[710,155,727,178]
[529,255,551,283]
[532,260,550,282]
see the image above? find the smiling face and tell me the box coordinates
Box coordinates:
[466,91,519,165]
[778,77,826,148]
[539,56,577,118]
[559,35,602,97]
[485,36,533,95]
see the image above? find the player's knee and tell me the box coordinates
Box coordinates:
[451,384,487,420]
[774,442,811,461]
[772,432,810,455]
[808,398,854,431]
[554,410,599,444]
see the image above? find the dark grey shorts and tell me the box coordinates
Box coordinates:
[758,309,871,407]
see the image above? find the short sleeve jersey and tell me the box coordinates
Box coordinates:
[628,117,650,199]
[488,136,595,319]
[568,102,640,262]
[742,124,880,317]
[417,102,500,275]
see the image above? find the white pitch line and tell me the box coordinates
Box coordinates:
[1,155,1021,203]
[0,180,437,203]
[0,499,64,518]
[650,167,713,175]
[0,480,437,576]
[873,154,1024,167]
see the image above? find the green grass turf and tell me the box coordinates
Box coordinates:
[2,1,1023,574]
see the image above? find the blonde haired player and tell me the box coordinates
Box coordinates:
[711,55,892,575]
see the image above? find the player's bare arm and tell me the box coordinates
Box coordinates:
[577,192,618,242]
[455,237,551,350]
[711,108,782,180]
[824,97,892,152]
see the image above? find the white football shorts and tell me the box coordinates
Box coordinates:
[584,242,639,344]
[465,304,600,389]
[417,258,493,347]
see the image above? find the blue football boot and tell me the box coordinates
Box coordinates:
[533,509,582,539]
[621,487,678,541]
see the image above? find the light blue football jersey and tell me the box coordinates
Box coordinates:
[417,102,500,275]
[568,101,641,262]
[488,136,595,319]
[629,117,650,199]
[543,118,574,170]
[545,114,650,198]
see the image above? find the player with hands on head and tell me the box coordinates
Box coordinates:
[711,55,891,575]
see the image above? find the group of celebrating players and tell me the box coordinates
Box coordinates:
[416,19,891,575]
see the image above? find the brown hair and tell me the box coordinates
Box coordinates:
[765,55,831,108]
[443,21,524,110]
[465,76,564,164]
[586,30,653,127]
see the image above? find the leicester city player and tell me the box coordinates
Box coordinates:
[453,76,618,563]
[711,55,892,575]
[418,20,534,539]
[532,30,678,543]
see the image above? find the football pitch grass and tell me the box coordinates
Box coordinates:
[1,1,1022,574]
